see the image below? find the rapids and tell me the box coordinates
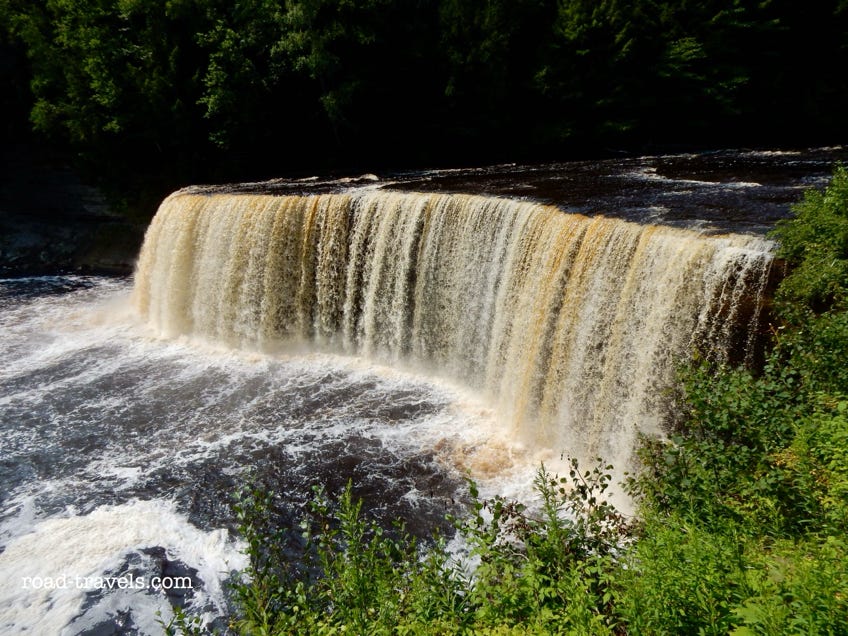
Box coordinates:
[2,148,843,633]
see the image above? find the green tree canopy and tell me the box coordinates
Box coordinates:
[3,0,847,205]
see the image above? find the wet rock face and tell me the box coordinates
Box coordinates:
[0,144,144,276]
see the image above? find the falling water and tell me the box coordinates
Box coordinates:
[11,149,820,635]
[134,190,775,477]
[8,145,824,634]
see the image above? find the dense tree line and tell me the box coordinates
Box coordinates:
[3,0,848,207]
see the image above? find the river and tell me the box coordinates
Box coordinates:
[0,147,843,634]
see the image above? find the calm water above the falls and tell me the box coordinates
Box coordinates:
[215,146,848,235]
[0,147,843,634]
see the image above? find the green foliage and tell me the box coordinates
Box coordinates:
[194,0,293,150]
[630,364,799,534]
[456,460,628,634]
[774,164,848,313]
[1,0,210,204]
[617,515,752,635]
[229,479,470,635]
[224,460,629,636]
[617,520,848,635]
[621,165,848,634]
[5,0,848,204]
[10,0,198,143]
[621,394,848,634]
[160,605,205,636]
[732,535,848,635]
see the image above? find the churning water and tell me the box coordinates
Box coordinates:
[0,276,490,634]
[0,148,843,634]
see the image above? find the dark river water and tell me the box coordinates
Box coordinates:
[215,146,847,234]
[0,147,843,634]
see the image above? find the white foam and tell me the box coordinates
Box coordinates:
[625,167,761,189]
[0,246,772,632]
[0,499,246,635]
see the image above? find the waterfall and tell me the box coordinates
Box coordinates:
[133,189,774,474]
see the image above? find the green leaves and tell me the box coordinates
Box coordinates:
[228,461,631,635]
[4,0,848,200]
[232,478,471,635]
[773,164,848,313]
[620,165,848,634]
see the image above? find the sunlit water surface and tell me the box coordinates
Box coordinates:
[2,147,845,634]
[0,276,526,634]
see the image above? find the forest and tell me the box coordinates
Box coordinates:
[3,0,848,209]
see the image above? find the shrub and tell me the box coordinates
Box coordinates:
[615,515,752,635]
[211,166,848,636]
[226,460,630,635]
[773,164,848,313]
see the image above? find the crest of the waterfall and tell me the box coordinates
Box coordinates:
[132,190,775,477]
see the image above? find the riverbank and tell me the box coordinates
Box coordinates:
[0,144,144,276]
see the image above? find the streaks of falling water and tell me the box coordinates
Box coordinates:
[133,190,775,475]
